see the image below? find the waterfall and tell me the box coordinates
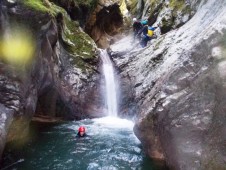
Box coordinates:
[100,50,118,117]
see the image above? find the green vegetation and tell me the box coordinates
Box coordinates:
[59,7,97,71]
[62,15,95,59]
[61,12,97,72]
[22,0,56,14]
[169,0,192,16]
[22,0,97,71]
[169,0,185,11]
[148,0,162,18]
[76,0,98,9]
[161,16,173,27]
[22,0,48,12]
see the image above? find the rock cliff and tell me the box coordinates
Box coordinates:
[111,0,226,169]
[0,0,104,158]
[1,0,226,169]
[126,0,196,34]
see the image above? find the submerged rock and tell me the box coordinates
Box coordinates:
[112,0,226,169]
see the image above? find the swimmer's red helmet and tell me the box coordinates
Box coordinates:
[78,126,85,132]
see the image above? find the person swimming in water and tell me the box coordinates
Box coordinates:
[76,126,87,137]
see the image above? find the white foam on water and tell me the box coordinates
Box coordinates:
[92,116,134,129]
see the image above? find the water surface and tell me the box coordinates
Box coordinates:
[2,117,165,170]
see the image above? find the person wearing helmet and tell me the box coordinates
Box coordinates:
[132,18,143,41]
[140,19,148,25]
[138,24,158,47]
[137,19,150,37]
[77,126,87,137]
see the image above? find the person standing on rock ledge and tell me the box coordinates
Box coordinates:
[138,24,158,47]
[132,18,143,41]
[76,126,87,137]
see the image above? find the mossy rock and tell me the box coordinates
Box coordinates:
[148,0,163,17]
[76,0,98,9]
[22,0,59,15]
[169,0,185,10]
[21,0,97,72]
[169,0,192,18]
[49,0,99,18]
[160,16,174,33]
[45,0,99,33]
[125,0,138,15]
[60,11,97,72]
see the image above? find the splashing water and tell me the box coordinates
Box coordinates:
[100,50,118,117]
[2,117,161,170]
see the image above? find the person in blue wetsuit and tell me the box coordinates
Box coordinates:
[138,25,158,47]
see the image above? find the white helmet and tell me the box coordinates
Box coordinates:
[133,18,137,22]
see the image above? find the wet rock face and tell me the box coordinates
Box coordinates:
[50,0,98,27]
[0,1,105,157]
[54,0,127,49]
[111,0,226,169]
[127,0,196,34]
[50,0,125,35]
[85,2,123,48]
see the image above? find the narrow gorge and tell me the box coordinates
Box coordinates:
[0,0,226,170]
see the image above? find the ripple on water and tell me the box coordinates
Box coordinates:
[2,117,159,170]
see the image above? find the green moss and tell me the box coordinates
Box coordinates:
[22,0,49,12]
[162,16,173,27]
[148,0,162,18]
[22,0,97,71]
[59,10,97,71]
[181,5,192,15]
[22,0,52,14]
[169,0,185,10]
[22,0,64,16]
[76,0,98,10]
[169,0,191,16]
[62,14,96,59]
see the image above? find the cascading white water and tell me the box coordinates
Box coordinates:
[100,50,118,117]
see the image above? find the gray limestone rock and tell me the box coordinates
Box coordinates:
[111,0,226,169]
[0,1,104,158]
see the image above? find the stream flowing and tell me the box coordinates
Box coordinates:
[2,117,160,170]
